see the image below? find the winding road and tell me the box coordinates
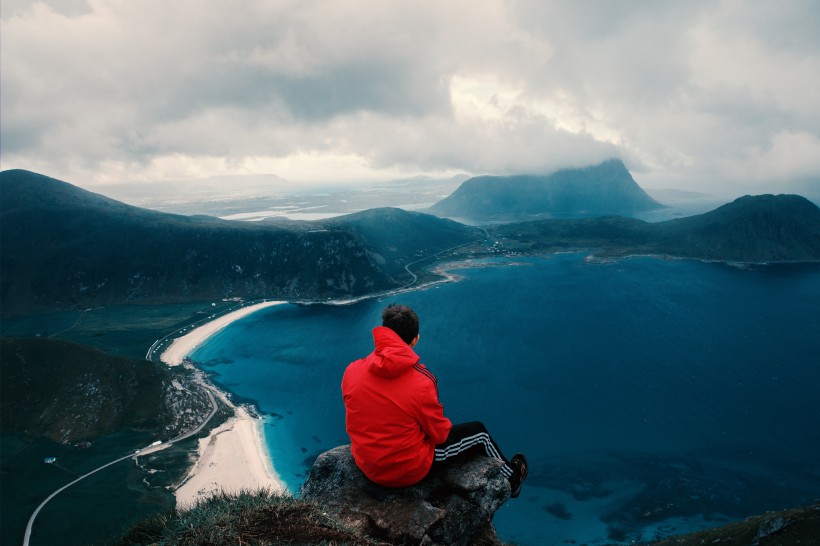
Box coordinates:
[401,228,489,289]
[22,388,218,546]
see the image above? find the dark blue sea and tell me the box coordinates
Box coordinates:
[191,253,820,545]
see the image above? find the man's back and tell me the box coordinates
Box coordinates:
[342,326,451,487]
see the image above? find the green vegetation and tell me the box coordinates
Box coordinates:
[488,194,820,263]
[116,490,379,546]
[0,301,240,359]
[117,490,820,546]
[654,194,820,261]
[653,503,820,546]
[2,431,178,546]
[4,169,818,321]
[0,337,209,443]
[325,207,482,278]
[0,336,219,546]
[0,170,478,318]
[0,169,385,316]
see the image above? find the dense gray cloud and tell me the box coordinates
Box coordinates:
[1,0,818,196]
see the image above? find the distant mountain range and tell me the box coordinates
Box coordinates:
[0,170,480,318]
[2,168,819,318]
[490,193,820,262]
[429,159,662,220]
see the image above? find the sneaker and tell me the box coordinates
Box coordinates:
[509,453,528,499]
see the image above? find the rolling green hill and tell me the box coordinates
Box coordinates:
[0,170,479,318]
[489,194,820,263]
[324,207,481,277]
[0,336,210,443]
[654,194,820,261]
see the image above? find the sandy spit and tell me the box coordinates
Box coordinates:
[160,301,285,366]
[157,300,289,507]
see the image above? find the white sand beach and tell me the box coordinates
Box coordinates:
[174,404,287,508]
[160,301,284,366]
[157,300,289,507]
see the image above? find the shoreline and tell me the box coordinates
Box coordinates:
[158,300,288,507]
[160,300,285,366]
[146,252,810,510]
[173,400,287,508]
[152,255,569,508]
[152,270,465,507]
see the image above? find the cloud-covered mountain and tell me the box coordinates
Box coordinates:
[429,159,662,221]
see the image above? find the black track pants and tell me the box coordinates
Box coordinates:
[430,421,515,480]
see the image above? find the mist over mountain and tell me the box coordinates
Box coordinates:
[104,174,468,218]
[429,159,662,221]
[0,170,479,318]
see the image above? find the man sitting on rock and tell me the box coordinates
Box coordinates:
[342,303,528,497]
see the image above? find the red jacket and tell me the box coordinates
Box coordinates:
[342,326,452,487]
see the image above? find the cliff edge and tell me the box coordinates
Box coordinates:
[301,445,509,546]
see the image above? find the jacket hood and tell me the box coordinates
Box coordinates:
[368,326,419,378]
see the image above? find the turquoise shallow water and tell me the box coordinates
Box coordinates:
[191,254,820,545]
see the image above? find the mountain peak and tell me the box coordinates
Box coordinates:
[429,159,662,221]
[725,193,818,211]
[0,169,135,215]
[656,193,820,262]
[675,193,820,225]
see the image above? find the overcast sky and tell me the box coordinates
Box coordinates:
[2,0,819,196]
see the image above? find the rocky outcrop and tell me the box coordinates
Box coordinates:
[301,445,511,546]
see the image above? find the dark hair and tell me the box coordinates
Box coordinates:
[381,304,419,345]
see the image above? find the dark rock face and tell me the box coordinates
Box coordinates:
[301,445,510,546]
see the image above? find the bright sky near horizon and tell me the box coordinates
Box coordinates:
[1,0,819,196]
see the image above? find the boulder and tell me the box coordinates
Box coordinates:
[301,445,511,546]
[752,515,794,546]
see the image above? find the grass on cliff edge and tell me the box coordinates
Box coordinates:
[652,503,820,546]
[115,489,380,546]
[116,490,820,546]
